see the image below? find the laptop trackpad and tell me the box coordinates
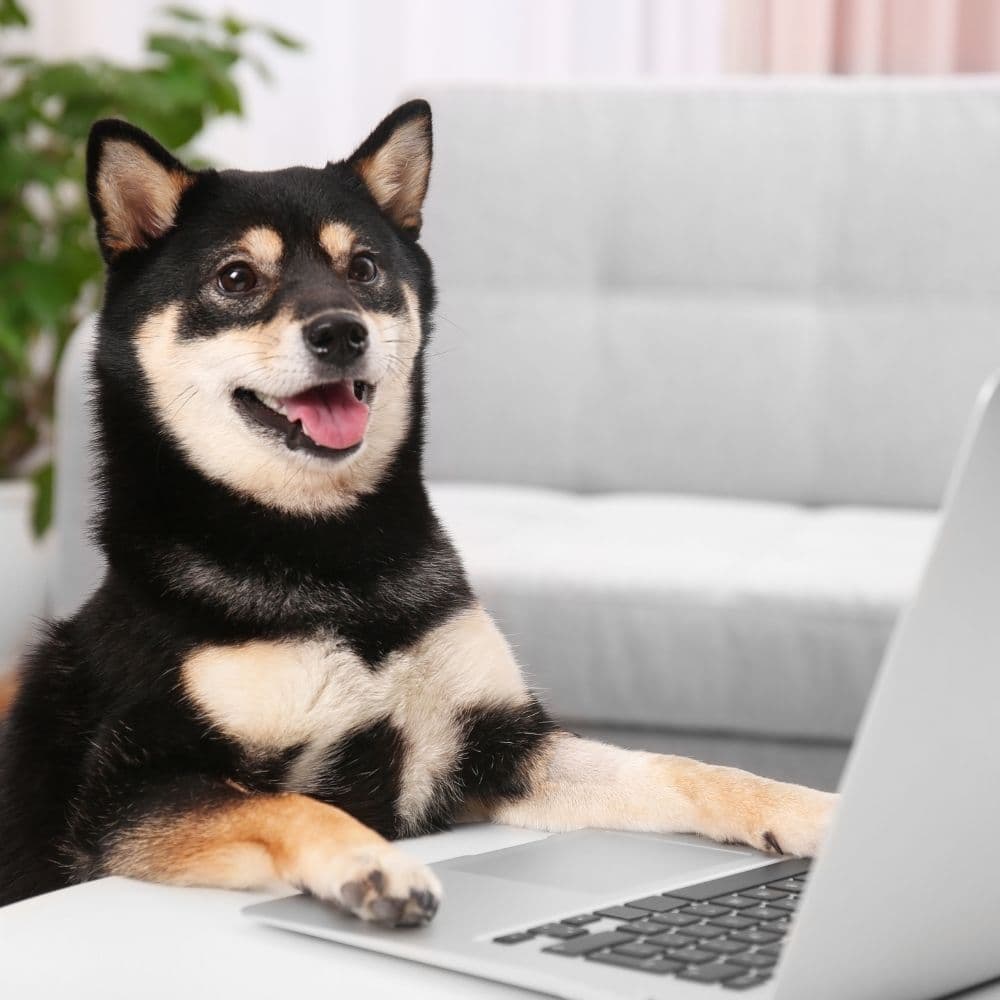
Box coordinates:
[440,830,750,895]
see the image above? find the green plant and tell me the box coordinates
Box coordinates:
[0,0,300,533]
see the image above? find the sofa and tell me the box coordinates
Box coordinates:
[51,81,1000,790]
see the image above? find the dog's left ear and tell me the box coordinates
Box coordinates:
[347,100,432,237]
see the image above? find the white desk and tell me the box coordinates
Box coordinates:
[2,824,997,1000]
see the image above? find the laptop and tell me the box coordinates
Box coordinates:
[244,372,1000,999]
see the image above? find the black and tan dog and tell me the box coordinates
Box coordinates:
[0,102,836,919]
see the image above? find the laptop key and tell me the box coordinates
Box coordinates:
[701,938,750,956]
[680,902,730,918]
[613,941,663,959]
[713,894,758,910]
[563,913,601,926]
[645,929,701,947]
[625,894,688,913]
[743,905,787,922]
[651,911,700,927]
[543,931,637,956]
[730,929,782,946]
[644,957,685,974]
[708,914,757,930]
[665,946,716,964]
[740,887,788,902]
[616,919,668,936]
[731,952,777,969]
[587,951,657,972]
[691,923,728,939]
[769,898,798,913]
[669,859,811,901]
[677,962,746,983]
[594,905,649,921]
[767,878,804,893]
[758,943,783,957]
[494,932,535,944]
[724,972,773,990]
[528,923,586,939]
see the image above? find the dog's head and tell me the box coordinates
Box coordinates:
[87,101,434,516]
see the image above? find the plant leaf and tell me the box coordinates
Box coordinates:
[163,5,206,24]
[264,26,304,50]
[31,461,53,537]
[0,0,28,28]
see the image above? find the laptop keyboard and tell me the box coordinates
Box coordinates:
[493,857,810,991]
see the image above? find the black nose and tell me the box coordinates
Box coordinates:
[303,312,368,365]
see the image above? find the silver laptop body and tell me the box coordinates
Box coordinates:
[246,373,1000,1000]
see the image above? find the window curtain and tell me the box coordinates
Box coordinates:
[725,0,1000,73]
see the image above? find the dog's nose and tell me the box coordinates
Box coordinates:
[302,312,368,365]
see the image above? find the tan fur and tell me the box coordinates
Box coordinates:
[352,116,431,233]
[239,226,284,268]
[0,671,17,716]
[182,605,531,833]
[103,790,441,919]
[389,605,528,829]
[96,140,193,254]
[318,221,358,269]
[135,286,422,516]
[488,733,837,858]
[182,638,360,751]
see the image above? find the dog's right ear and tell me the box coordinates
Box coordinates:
[87,119,197,261]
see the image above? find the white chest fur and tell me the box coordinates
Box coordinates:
[181,606,529,831]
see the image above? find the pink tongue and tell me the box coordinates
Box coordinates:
[282,382,369,450]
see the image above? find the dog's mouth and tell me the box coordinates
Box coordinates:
[233,380,373,459]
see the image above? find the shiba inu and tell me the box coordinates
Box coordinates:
[0,101,836,920]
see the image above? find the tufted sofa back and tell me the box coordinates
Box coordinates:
[421,81,1000,508]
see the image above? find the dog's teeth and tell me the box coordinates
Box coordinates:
[285,419,304,450]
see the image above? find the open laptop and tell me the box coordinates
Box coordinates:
[245,372,1000,999]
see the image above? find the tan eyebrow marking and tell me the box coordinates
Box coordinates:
[238,226,283,267]
[318,221,357,269]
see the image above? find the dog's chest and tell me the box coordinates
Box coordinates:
[181,607,528,833]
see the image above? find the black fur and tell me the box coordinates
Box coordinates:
[0,104,555,907]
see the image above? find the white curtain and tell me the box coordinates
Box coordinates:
[17,0,723,168]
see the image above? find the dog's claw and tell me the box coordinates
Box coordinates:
[762,830,784,854]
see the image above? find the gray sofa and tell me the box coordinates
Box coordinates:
[52,81,1000,790]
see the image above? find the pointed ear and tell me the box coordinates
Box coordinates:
[86,119,197,260]
[347,100,432,237]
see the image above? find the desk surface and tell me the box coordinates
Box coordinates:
[1,824,997,1000]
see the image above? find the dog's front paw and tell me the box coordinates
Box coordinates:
[303,842,442,926]
[758,786,839,858]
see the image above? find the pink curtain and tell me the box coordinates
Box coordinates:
[724,0,1000,73]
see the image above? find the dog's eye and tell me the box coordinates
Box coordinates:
[348,253,378,284]
[217,262,258,294]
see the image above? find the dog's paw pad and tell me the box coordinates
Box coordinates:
[329,848,442,927]
[400,887,440,926]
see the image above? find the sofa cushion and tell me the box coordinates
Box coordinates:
[428,482,936,741]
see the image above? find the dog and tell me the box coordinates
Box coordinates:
[0,102,836,919]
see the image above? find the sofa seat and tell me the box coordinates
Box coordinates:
[428,482,936,742]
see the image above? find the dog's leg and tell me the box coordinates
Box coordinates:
[484,732,837,858]
[97,781,440,925]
